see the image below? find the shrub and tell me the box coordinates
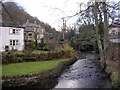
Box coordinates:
[2,49,76,64]
[5,45,9,52]
[62,43,74,52]
[25,41,36,50]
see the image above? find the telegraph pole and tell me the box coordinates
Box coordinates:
[62,17,66,40]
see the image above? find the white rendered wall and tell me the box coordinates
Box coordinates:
[0,27,24,52]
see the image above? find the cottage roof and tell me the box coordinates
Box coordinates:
[2,22,24,28]
[22,20,45,32]
[23,22,40,28]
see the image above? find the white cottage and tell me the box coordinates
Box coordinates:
[0,26,24,52]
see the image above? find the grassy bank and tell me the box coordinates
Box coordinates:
[2,59,64,76]
[2,58,77,88]
[105,60,120,89]
[105,43,120,89]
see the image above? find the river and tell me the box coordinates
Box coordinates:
[53,52,112,89]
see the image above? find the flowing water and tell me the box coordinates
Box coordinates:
[53,52,112,88]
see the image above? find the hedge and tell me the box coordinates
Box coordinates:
[2,50,75,64]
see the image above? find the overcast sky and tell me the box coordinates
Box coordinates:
[6,0,88,30]
[4,0,119,31]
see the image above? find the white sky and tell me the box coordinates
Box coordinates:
[4,0,119,31]
[7,0,89,30]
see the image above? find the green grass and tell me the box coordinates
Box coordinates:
[32,50,48,54]
[2,59,65,76]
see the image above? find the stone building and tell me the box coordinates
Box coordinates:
[23,20,45,43]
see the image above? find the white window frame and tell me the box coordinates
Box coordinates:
[9,28,20,35]
[9,40,19,46]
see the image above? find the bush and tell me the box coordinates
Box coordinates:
[25,41,36,50]
[62,43,74,52]
[2,50,76,64]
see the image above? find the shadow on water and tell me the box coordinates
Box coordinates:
[53,51,112,89]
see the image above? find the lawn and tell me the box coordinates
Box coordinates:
[2,59,66,76]
[7,50,48,55]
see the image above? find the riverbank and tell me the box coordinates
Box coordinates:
[2,58,77,89]
[105,43,120,89]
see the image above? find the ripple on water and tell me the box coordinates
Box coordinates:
[54,52,112,88]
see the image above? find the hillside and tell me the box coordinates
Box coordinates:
[2,2,57,35]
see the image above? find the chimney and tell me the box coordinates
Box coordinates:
[0,1,2,26]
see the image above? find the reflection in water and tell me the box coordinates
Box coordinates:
[55,80,80,88]
[54,52,112,88]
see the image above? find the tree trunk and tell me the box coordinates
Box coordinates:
[103,0,109,50]
[94,1,105,69]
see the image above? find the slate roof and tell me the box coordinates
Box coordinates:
[23,23,40,28]
[2,22,24,28]
[22,21,45,32]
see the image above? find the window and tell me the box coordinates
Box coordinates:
[13,29,15,34]
[9,28,20,35]
[10,40,12,45]
[9,40,19,46]
[16,30,19,34]
[16,40,19,45]
[13,40,15,46]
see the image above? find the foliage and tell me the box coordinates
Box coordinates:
[2,51,23,64]
[77,1,119,26]
[62,43,74,52]
[37,38,47,50]
[66,28,75,41]
[5,45,9,52]
[79,24,95,40]
[25,41,36,50]
[2,50,76,64]
[111,72,120,89]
